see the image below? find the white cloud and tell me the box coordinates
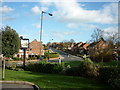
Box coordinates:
[103,26,118,38]
[104,27,118,33]
[54,1,117,24]
[31,5,48,14]
[67,23,79,29]
[67,23,98,31]
[39,0,118,26]
[52,31,76,39]
[32,23,41,28]
[0,5,14,13]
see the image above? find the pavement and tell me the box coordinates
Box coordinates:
[0,81,39,90]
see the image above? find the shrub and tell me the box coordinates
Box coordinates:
[108,67,120,88]
[53,63,64,73]
[99,66,116,83]
[6,62,17,70]
[27,57,38,60]
[65,67,80,76]
[65,59,99,78]
[78,59,99,78]
[12,57,20,61]
[90,50,113,62]
[99,66,120,88]
[15,68,24,71]
[25,62,64,74]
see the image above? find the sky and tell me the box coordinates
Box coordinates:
[1,0,119,44]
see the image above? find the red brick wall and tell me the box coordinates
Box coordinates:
[29,39,43,55]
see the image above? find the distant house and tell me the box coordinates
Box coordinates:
[68,43,75,50]
[14,39,44,59]
[79,42,89,55]
[71,42,83,53]
[71,41,89,55]
[51,42,61,48]
[88,38,108,55]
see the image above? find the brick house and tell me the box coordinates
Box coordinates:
[88,38,108,55]
[29,39,44,55]
[14,39,44,58]
[71,41,89,55]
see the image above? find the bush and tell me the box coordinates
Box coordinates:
[65,67,80,76]
[6,62,17,70]
[12,57,20,61]
[90,50,113,62]
[79,59,99,78]
[15,68,24,71]
[90,54,113,62]
[27,57,37,60]
[65,59,99,78]
[99,66,120,88]
[99,66,116,83]
[108,68,120,88]
[25,62,64,74]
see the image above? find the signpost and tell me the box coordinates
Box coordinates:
[1,54,5,80]
[20,36,29,70]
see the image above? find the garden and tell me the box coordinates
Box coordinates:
[4,69,110,88]
[4,59,120,88]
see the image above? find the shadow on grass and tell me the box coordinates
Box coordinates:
[5,69,111,88]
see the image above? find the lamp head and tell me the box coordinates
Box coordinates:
[48,13,53,16]
[20,36,23,39]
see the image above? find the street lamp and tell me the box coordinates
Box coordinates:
[40,11,53,60]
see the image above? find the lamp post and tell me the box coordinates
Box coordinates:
[40,11,53,60]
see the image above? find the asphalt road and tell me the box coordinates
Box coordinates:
[48,48,83,63]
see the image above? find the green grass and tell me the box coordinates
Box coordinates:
[44,52,59,58]
[64,61,83,67]
[4,69,111,88]
[96,61,119,67]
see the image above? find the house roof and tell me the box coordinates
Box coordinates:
[89,38,106,47]
[74,42,83,47]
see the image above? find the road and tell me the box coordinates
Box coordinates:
[48,47,83,63]
[5,48,83,65]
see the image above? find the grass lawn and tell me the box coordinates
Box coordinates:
[97,61,119,67]
[4,69,111,88]
[64,61,83,67]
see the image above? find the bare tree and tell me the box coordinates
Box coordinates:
[70,39,75,43]
[90,28,103,43]
[89,28,114,62]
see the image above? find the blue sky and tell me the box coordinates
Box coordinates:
[1,0,118,44]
